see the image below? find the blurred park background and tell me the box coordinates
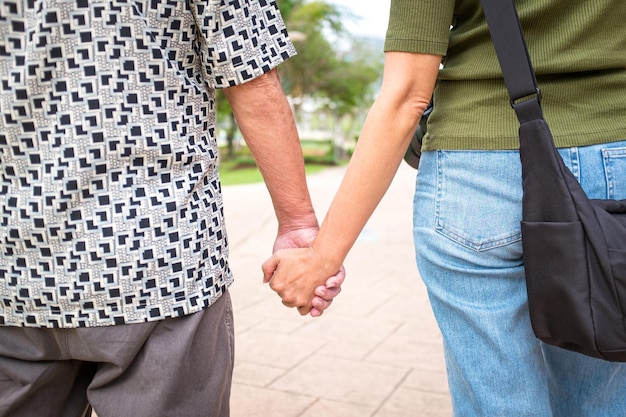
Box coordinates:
[218,0,388,185]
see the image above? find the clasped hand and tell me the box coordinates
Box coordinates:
[263,229,344,316]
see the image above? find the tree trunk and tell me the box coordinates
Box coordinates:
[226,112,238,158]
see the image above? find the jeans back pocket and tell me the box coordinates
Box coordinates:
[434,151,523,251]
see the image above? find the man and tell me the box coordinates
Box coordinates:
[0,1,340,416]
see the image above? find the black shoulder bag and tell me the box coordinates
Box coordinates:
[480,0,626,361]
[403,102,432,170]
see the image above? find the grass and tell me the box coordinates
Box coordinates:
[218,158,333,186]
[218,139,343,186]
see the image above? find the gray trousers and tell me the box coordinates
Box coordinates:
[0,292,234,417]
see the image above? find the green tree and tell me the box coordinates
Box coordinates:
[275,0,303,22]
[215,90,239,158]
[217,0,383,161]
[276,0,347,121]
[317,38,383,159]
[278,1,382,139]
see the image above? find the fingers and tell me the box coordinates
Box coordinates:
[311,294,332,312]
[308,266,345,316]
[261,255,279,283]
[325,265,346,288]
[280,298,312,316]
[297,305,311,316]
[275,270,345,317]
[309,307,324,318]
[314,284,342,300]
[271,280,312,313]
[263,249,345,317]
[315,266,345,300]
[277,293,326,317]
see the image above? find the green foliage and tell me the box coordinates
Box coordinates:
[276,1,382,119]
[215,90,239,158]
[218,161,330,186]
[216,0,384,165]
[319,39,383,114]
[218,139,337,185]
[277,1,344,100]
[275,0,304,22]
[286,0,346,34]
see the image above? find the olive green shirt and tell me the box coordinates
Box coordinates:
[385,0,626,150]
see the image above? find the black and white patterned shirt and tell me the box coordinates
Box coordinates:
[0,0,295,328]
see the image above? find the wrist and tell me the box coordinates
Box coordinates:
[276,208,319,234]
[310,233,346,276]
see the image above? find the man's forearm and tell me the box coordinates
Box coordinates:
[222,69,317,231]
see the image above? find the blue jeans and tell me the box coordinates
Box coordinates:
[413,141,626,417]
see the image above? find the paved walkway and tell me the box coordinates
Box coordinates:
[223,163,452,417]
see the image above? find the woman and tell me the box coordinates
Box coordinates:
[264,0,626,415]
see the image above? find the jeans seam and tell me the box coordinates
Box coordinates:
[602,147,626,199]
[603,149,613,197]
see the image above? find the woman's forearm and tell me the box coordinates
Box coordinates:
[311,52,442,274]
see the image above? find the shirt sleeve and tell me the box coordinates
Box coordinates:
[384,0,455,55]
[196,0,296,88]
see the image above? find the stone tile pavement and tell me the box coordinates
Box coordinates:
[223,163,452,417]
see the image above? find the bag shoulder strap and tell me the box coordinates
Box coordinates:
[479,0,544,124]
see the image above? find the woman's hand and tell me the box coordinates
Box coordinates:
[262,246,344,316]
[270,228,345,317]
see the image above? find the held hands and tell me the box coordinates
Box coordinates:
[265,229,344,316]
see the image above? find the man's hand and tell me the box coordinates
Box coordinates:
[310,266,345,317]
